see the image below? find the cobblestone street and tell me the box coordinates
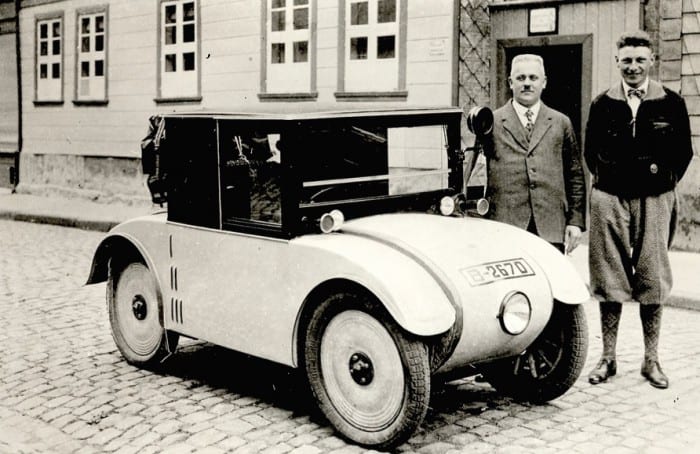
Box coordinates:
[1,219,699,453]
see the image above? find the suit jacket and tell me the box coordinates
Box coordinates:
[584,79,692,198]
[486,101,586,244]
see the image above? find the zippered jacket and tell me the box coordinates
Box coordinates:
[584,79,693,198]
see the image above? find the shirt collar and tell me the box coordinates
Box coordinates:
[512,99,541,123]
[622,78,650,98]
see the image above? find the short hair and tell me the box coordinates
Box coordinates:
[510,54,546,76]
[616,30,652,49]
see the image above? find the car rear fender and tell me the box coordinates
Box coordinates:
[86,232,159,285]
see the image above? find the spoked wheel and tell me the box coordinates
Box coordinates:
[108,261,178,367]
[482,303,588,403]
[304,293,430,450]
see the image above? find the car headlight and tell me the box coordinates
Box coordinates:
[319,209,344,233]
[439,196,456,216]
[498,291,531,335]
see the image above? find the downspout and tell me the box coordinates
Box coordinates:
[13,0,21,192]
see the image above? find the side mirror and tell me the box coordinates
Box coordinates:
[466,106,494,138]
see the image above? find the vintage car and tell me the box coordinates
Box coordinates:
[86,105,590,450]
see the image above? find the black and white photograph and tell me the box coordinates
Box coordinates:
[1,0,699,452]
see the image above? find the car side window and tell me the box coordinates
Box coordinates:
[218,123,283,226]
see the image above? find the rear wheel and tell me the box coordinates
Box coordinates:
[482,303,587,403]
[108,261,178,367]
[303,293,430,450]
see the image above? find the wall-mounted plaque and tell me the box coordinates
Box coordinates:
[528,6,558,36]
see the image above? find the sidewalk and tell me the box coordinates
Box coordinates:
[1,189,698,310]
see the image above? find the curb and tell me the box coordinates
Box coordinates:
[0,212,117,232]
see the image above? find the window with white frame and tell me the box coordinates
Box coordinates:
[266,0,311,93]
[160,0,198,99]
[36,17,63,102]
[76,11,106,102]
[345,0,399,92]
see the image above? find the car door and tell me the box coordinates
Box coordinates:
[164,122,299,366]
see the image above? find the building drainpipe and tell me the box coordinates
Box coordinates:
[12,0,22,192]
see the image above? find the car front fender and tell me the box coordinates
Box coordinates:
[293,234,457,337]
[518,236,591,304]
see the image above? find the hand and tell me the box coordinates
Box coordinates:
[564,225,582,254]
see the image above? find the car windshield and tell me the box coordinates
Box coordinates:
[298,124,451,206]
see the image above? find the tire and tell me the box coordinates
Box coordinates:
[482,303,588,403]
[107,261,178,367]
[303,293,430,450]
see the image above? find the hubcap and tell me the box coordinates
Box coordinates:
[132,295,147,320]
[113,263,163,358]
[320,310,404,431]
[349,352,374,386]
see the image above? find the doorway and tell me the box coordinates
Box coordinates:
[494,35,592,142]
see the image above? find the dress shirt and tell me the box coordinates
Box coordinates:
[512,100,541,129]
[622,78,649,118]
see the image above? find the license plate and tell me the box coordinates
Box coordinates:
[461,258,535,287]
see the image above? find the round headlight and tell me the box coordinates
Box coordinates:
[498,291,531,335]
[439,196,456,216]
[319,209,344,233]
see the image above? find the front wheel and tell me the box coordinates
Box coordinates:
[108,261,178,367]
[303,293,430,450]
[482,303,588,403]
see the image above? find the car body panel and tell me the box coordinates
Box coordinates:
[96,215,458,366]
[92,210,587,370]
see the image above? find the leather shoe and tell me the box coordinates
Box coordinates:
[588,358,617,384]
[641,360,669,389]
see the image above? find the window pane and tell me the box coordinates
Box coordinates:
[52,21,60,37]
[183,52,195,71]
[184,2,195,20]
[81,61,90,77]
[165,5,177,23]
[183,24,195,42]
[377,35,395,59]
[272,0,285,8]
[81,17,90,34]
[378,0,396,23]
[351,2,368,25]
[52,62,60,79]
[293,8,308,30]
[40,64,47,79]
[271,43,285,63]
[96,15,105,32]
[294,0,308,4]
[165,26,176,45]
[40,23,48,39]
[350,37,367,60]
[271,11,285,31]
[81,37,90,52]
[95,35,104,52]
[40,42,48,56]
[95,60,104,76]
[293,40,308,62]
[52,39,60,55]
[165,54,176,72]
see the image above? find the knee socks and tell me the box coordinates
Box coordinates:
[640,304,663,362]
[600,301,622,359]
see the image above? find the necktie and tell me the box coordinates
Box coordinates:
[627,88,646,99]
[525,109,534,141]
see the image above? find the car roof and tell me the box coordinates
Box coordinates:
[159,103,463,121]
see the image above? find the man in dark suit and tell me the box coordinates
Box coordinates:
[487,54,586,254]
[585,31,693,389]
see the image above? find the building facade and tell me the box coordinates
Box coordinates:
[16,0,458,202]
[0,0,18,189]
